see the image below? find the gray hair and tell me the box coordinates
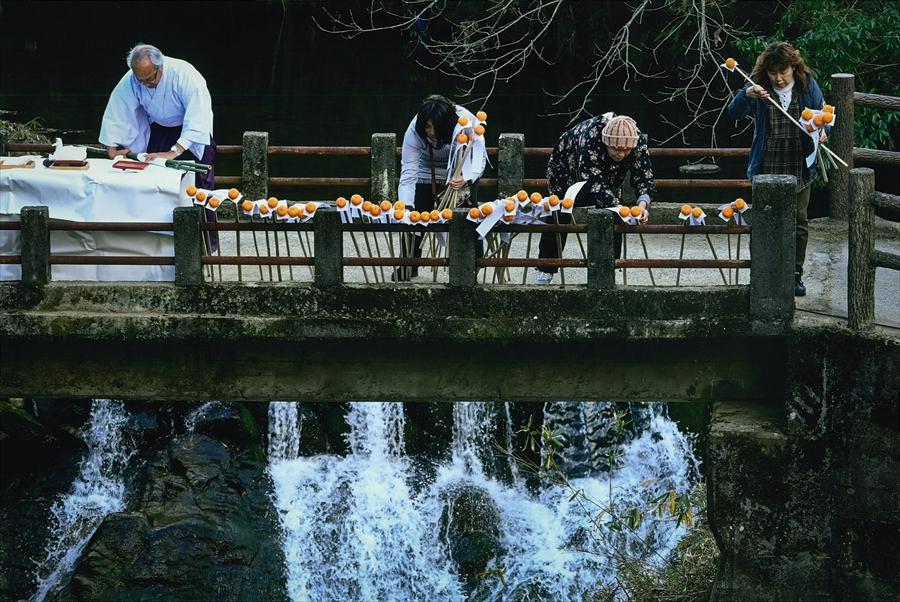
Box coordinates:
[126,44,164,70]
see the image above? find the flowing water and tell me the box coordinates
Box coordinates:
[268,401,700,601]
[30,399,133,602]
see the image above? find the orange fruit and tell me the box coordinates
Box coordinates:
[209,196,221,209]
[813,114,825,127]
[468,207,482,219]
[823,113,833,124]
[476,110,487,122]
[680,204,692,216]
[393,210,405,220]
[185,185,197,197]
[692,207,703,218]
[823,104,834,114]
[430,210,439,221]
[351,194,363,206]
[228,188,239,200]
[370,205,381,217]
[734,198,746,210]
[548,195,560,207]
[362,200,373,212]
[457,133,469,144]
[380,200,392,212]
[618,206,630,218]
[516,190,528,202]
[336,197,348,208]
[722,206,734,219]
[306,202,317,213]
[276,205,288,217]
[458,115,469,126]
[530,192,542,204]
[288,206,301,218]
[503,214,515,222]
[806,123,815,133]
[195,191,207,202]
[394,201,405,211]
[481,203,494,216]
[505,200,516,212]
[259,204,270,215]
[801,108,814,121]
[474,124,485,136]
[410,211,421,222]
[725,58,736,70]
[297,205,306,216]
[242,200,254,212]
[630,205,642,218]
[441,208,453,220]
[420,211,431,222]
[562,198,574,209]
[267,197,278,208]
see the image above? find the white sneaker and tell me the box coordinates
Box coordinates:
[533,272,554,285]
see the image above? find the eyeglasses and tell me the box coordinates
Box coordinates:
[136,67,160,86]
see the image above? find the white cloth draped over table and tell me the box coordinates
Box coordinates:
[0,158,193,281]
[99,57,214,160]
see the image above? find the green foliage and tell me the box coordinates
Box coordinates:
[0,115,53,145]
[736,0,900,150]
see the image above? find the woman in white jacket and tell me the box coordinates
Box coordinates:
[394,95,488,281]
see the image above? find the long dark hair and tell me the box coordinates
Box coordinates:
[414,95,457,146]
[750,42,814,92]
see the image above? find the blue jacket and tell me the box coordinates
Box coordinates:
[728,76,828,181]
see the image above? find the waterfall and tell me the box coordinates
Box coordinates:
[268,401,301,462]
[269,401,700,601]
[184,400,221,432]
[268,402,463,601]
[30,399,132,602]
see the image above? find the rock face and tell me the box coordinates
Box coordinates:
[439,481,502,587]
[59,405,287,601]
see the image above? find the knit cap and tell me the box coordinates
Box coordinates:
[601,115,639,149]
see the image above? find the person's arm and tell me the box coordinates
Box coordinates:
[398,120,423,206]
[147,64,213,161]
[99,71,148,157]
[629,134,655,223]
[728,85,759,121]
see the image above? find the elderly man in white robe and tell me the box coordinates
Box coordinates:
[99,43,216,190]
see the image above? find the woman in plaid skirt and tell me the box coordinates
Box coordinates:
[728,42,830,297]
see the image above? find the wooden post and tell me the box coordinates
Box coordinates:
[20,206,50,285]
[848,168,875,330]
[448,208,477,288]
[314,208,343,288]
[370,133,397,204]
[829,74,855,220]
[242,131,269,202]
[174,206,204,286]
[749,175,796,330]
[498,133,524,198]
[586,208,615,289]
[0,129,8,157]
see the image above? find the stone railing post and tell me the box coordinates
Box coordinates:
[242,131,269,202]
[314,208,343,288]
[749,175,796,329]
[586,208,615,289]
[173,206,204,286]
[0,129,8,156]
[20,206,50,285]
[448,209,477,288]
[848,168,875,330]
[371,133,397,204]
[498,133,524,198]
[829,74,855,220]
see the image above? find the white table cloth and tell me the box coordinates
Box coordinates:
[1,157,194,281]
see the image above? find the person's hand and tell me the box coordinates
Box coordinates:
[145,151,179,162]
[819,130,828,143]
[448,176,465,190]
[745,85,769,100]
[108,147,130,159]
[638,201,649,224]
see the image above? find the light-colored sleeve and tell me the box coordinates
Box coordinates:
[398,118,424,206]
[99,71,150,153]
[174,64,213,160]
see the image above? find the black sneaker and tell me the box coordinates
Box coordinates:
[794,273,806,297]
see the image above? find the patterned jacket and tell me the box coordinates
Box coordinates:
[547,114,656,208]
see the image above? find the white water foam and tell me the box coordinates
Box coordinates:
[30,399,133,602]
